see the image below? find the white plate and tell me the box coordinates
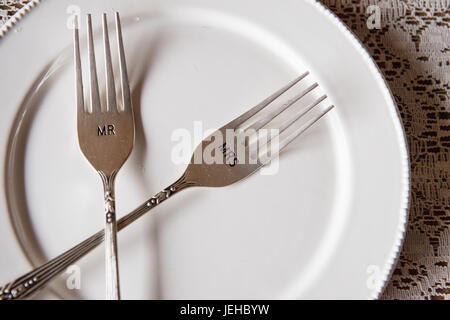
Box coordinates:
[0,0,409,299]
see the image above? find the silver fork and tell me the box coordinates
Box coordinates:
[74,12,134,299]
[0,72,332,300]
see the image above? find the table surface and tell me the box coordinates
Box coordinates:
[1,0,449,300]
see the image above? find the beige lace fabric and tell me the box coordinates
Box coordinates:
[1,0,449,300]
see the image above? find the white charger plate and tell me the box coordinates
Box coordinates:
[0,0,409,299]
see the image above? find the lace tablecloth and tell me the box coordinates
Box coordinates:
[1,0,449,300]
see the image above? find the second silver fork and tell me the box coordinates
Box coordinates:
[74,12,134,299]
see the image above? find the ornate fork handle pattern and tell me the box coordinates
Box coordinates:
[98,170,120,299]
[0,174,193,300]
[100,171,117,224]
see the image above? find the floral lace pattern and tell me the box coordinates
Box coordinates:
[317,0,449,300]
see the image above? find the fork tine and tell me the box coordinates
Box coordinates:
[228,72,309,129]
[277,94,327,135]
[257,104,334,164]
[102,13,117,112]
[115,12,131,113]
[242,83,319,133]
[250,94,327,151]
[278,105,334,151]
[73,15,85,114]
[87,14,101,113]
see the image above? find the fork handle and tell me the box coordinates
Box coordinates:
[0,174,192,300]
[99,171,121,300]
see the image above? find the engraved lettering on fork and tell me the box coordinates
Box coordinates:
[97,124,116,136]
[219,143,238,167]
